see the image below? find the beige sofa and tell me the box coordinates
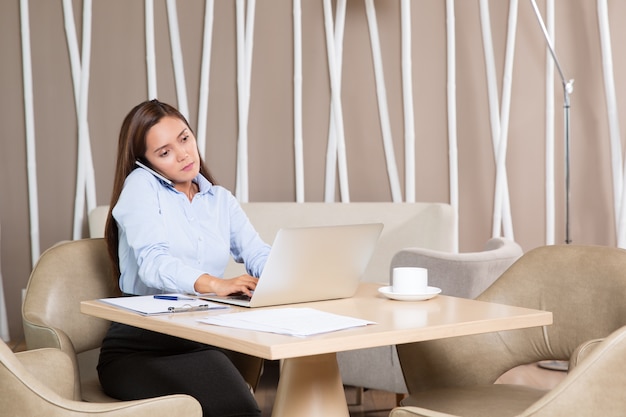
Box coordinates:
[222,203,455,281]
[89,202,456,278]
[89,202,457,394]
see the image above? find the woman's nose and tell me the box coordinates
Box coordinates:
[175,145,189,161]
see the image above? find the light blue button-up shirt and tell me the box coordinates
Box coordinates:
[113,168,271,295]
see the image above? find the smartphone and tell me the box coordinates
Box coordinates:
[135,160,174,186]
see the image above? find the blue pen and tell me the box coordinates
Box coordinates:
[153,295,195,301]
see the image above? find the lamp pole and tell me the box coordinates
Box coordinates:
[529,0,574,244]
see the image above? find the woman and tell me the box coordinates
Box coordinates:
[97,99,270,417]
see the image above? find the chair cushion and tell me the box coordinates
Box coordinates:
[400,384,546,417]
[81,377,121,403]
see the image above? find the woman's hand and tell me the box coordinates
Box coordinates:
[194,273,258,296]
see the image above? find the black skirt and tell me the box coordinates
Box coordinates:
[98,322,261,417]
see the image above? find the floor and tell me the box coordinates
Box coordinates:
[255,360,400,417]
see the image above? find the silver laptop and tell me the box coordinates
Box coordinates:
[201,223,383,307]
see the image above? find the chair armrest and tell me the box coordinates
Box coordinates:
[22,316,66,350]
[4,342,202,417]
[568,337,604,371]
[56,394,202,417]
[390,406,461,417]
[16,348,76,400]
[522,326,626,416]
[21,319,83,400]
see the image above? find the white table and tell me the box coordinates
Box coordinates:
[81,283,552,416]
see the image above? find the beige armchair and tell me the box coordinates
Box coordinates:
[337,237,523,397]
[390,325,626,417]
[0,338,201,416]
[393,244,626,417]
[22,238,263,402]
[22,238,117,401]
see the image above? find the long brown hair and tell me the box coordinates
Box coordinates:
[105,99,216,288]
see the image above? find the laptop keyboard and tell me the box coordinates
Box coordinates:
[227,293,252,301]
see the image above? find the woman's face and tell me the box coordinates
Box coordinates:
[143,116,200,185]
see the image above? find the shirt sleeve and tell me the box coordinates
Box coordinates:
[225,192,271,278]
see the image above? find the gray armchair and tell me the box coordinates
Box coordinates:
[0,338,201,416]
[337,237,523,397]
[390,237,523,298]
[392,244,626,417]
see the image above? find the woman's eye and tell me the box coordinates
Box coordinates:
[159,150,169,157]
[181,134,189,142]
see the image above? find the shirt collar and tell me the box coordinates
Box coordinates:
[195,174,215,195]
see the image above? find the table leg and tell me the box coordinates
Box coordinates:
[271,352,349,417]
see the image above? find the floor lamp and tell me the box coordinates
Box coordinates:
[529,0,574,244]
[530,1,574,373]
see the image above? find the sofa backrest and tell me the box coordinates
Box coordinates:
[231,202,455,283]
[89,202,456,284]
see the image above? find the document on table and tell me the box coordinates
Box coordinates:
[198,307,376,337]
[98,294,229,315]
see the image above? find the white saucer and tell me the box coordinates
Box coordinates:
[378,286,442,301]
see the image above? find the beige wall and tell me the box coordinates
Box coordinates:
[1,0,624,340]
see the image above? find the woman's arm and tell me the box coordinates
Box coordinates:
[226,194,271,278]
[114,170,208,294]
[193,273,258,296]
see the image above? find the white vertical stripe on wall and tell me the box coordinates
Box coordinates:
[20,0,40,265]
[401,0,415,204]
[62,0,81,103]
[166,0,189,120]
[479,0,514,240]
[72,0,97,240]
[543,0,556,245]
[236,0,246,200]
[364,0,402,203]
[322,0,347,203]
[480,0,500,235]
[597,0,625,247]
[243,0,257,202]
[196,0,215,160]
[146,0,158,99]
[323,0,349,202]
[446,0,459,253]
[293,0,305,202]
[494,0,517,240]
[235,0,256,202]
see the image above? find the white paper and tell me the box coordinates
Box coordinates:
[198,307,375,337]
[99,294,229,315]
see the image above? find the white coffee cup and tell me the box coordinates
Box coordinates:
[392,267,428,294]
